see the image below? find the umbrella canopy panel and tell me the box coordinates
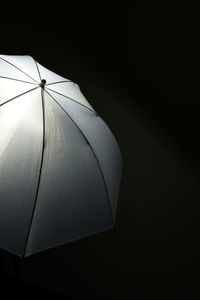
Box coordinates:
[0,89,43,256]
[25,91,113,256]
[45,89,123,219]
[0,55,123,257]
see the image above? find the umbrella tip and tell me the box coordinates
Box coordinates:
[40,79,46,88]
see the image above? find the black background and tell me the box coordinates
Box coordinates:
[0,2,200,299]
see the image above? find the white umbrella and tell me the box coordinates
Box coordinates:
[0,55,123,257]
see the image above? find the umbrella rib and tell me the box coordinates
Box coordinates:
[46,88,113,138]
[0,75,38,85]
[34,59,42,81]
[0,86,40,108]
[45,89,113,223]
[46,80,71,86]
[0,56,38,83]
[46,87,96,115]
[23,88,46,256]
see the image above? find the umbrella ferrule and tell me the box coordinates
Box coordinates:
[40,79,46,89]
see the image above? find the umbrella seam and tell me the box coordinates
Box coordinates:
[46,87,97,115]
[46,80,71,86]
[45,89,114,224]
[23,88,46,257]
[46,88,120,150]
[0,87,40,108]
[0,76,38,85]
[0,56,39,83]
[33,59,42,81]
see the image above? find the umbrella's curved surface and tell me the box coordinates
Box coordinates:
[0,55,123,257]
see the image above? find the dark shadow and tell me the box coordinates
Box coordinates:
[0,252,74,300]
[0,279,74,299]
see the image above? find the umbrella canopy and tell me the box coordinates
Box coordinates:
[0,55,123,257]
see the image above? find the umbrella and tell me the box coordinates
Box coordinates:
[0,54,123,257]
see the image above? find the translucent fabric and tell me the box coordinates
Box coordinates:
[45,90,123,220]
[0,54,123,257]
[0,89,43,256]
[0,55,40,82]
[36,62,70,84]
[0,78,36,105]
[46,82,94,111]
[0,56,36,83]
[25,92,112,256]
